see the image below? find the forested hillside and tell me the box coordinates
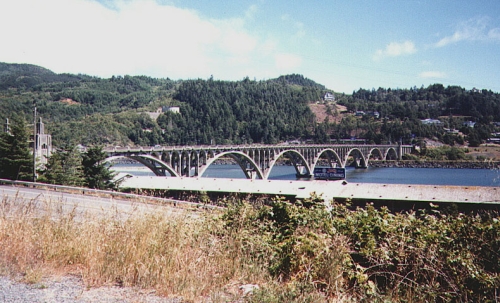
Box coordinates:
[334,85,500,146]
[159,77,321,144]
[1,62,500,148]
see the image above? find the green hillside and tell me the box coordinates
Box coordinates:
[1,62,499,148]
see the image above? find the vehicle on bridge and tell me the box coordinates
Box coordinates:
[313,167,346,180]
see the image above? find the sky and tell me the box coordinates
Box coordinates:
[1,0,500,93]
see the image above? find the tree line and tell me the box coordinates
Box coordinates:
[0,115,115,188]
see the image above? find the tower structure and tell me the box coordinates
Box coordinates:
[3,118,10,134]
[35,117,52,165]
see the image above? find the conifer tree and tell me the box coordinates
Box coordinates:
[82,146,115,189]
[0,116,33,181]
[39,145,85,186]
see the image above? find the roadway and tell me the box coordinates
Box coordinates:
[121,176,500,209]
[0,185,202,220]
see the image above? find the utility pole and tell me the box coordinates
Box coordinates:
[33,100,37,182]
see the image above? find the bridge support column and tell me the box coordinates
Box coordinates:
[181,153,191,177]
[194,151,200,177]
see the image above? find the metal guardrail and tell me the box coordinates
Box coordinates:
[0,179,219,210]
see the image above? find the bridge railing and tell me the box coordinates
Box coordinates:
[0,179,218,209]
[106,143,413,153]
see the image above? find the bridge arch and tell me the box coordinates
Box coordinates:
[265,149,311,180]
[366,148,384,163]
[150,151,161,159]
[105,155,179,177]
[198,151,264,179]
[342,148,368,168]
[313,149,342,169]
[384,147,398,160]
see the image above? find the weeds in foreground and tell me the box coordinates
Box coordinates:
[0,192,499,302]
[0,193,268,301]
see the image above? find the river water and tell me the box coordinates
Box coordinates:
[112,164,500,187]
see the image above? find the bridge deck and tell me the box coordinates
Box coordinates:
[121,176,499,205]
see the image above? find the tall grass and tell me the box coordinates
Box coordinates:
[0,193,273,302]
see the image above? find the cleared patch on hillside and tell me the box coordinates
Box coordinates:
[468,145,500,160]
[308,103,348,123]
[59,98,79,105]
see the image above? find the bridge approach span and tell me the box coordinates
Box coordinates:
[104,144,413,180]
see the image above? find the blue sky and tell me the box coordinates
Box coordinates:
[1,0,499,93]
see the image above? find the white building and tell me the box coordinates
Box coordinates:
[421,119,442,125]
[323,92,335,102]
[162,106,180,114]
[462,121,476,128]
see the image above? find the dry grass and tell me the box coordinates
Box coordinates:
[0,194,270,302]
[469,144,500,160]
[308,103,347,124]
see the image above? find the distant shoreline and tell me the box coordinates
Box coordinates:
[369,160,500,169]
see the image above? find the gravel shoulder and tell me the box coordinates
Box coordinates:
[0,275,181,303]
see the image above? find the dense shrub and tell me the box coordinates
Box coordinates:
[219,197,500,302]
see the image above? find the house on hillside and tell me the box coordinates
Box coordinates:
[363,111,380,119]
[162,106,180,114]
[323,92,335,102]
[421,118,442,125]
[148,106,181,120]
[355,111,380,119]
[462,121,476,128]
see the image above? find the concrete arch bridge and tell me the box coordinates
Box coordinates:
[105,144,412,180]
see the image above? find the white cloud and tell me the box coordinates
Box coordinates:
[435,16,500,47]
[419,71,447,79]
[373,41,417,61]
[0,0,287,80]
[488,28,500,40]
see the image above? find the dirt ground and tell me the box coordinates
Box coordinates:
[467,145,500,161]
[308,103,347,123]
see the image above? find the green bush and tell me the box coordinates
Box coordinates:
[331,203,500,302]
[423,146,471,161]
[401,153,420,161]
[220,196,354,300]
[218,198,500,302]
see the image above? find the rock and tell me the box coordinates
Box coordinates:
[239,284,259,296]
